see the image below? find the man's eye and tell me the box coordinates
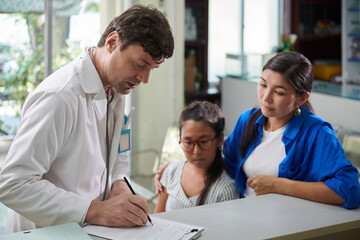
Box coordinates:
[136,63,145,68]
[183,141,193,146]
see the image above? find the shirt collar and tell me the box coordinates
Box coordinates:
[255,105,310,140]
[284,105,309,140]
[255,109,265,136]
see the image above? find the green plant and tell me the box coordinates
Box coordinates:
[1,14,44,109]
[0,13,80,135]
[0,120,6,135]
[2,46,45,109]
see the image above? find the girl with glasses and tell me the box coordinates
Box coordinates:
[153,101,239,213]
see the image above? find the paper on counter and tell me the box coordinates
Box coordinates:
[83,216,204,240]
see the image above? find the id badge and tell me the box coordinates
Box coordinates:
[118,129,130,153]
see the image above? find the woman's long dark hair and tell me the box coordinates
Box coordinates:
[239,51,314,157]
[179,101,225,205]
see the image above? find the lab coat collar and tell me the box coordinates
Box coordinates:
[76,49,107,142]
[76,48,125,146]
[76,48,105,97]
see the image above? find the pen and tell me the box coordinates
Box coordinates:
[123,176,153,225]
[124,107,135,129]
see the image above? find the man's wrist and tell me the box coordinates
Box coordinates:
[110,179,130,198]
[85,200,101,225]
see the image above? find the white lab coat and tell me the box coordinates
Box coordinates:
[0,49,130,233]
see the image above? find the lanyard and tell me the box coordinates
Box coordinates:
[102,90,115,201]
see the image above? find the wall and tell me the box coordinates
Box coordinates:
[132,0,185,175]
[221,77,258,135]
[221,77,360,135]
[310,92,360,132]
[99,0,184,176]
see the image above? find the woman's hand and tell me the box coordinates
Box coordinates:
[154,162,169,194]
[247,175,279,195]
[247,175,344,205]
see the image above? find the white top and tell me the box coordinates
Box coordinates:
[160,161,239,212]
[0,49,130,233]
[243,125,286,197]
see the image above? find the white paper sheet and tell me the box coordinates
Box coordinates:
[83,217,204,240]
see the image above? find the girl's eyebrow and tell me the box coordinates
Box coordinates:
[182,135,211,140]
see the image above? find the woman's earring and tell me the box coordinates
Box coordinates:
[294,107,301,116]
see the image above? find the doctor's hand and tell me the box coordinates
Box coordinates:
[85,193,149,227]
[247,175,280,195]
[154,162,169,195]
[108,179,131,199]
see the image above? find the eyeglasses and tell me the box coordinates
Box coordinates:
[179,137,218,152]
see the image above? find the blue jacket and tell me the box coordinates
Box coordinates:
[223,106,360,209]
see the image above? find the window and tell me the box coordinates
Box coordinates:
[0,0,100,136]
[208,0,281,82]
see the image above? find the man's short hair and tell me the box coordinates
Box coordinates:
[98,4,174,62]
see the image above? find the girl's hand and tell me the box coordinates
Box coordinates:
[154,162,169,194]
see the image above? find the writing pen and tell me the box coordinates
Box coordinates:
[123,176,153,225]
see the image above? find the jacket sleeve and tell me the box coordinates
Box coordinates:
[312,124,360,209]
[0,92,91,227]
[112,153,131,182]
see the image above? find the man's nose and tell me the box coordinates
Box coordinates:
[137,70,151,84]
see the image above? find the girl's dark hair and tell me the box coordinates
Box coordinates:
[98,4,174,62]
[179,101,225,206]
[239,51,314,157]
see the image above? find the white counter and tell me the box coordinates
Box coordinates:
[151,194,360,240]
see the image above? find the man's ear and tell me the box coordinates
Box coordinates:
[105,31,119,53]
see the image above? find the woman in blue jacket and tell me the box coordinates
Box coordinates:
[223,51,360,209]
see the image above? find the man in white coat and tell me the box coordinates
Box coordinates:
[0,4,174,233]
